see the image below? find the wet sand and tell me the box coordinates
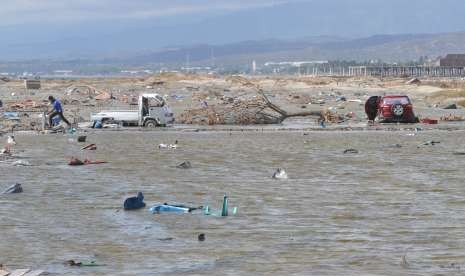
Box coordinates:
[1,129,465,275]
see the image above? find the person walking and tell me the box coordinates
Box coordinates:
[47,96,71,127]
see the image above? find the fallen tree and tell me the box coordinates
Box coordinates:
[178,76,321,125]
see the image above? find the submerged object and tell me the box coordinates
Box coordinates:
[159,140,178,149]
[421,118,438,124]
[343,149,359,154]
[83,159,108,165]
[423,141,440,146]
[158,144,177,149]
[66,260,104,267]
[272,168,288,179]
[82,144,97,150]
[0,147,11,155]
[7,135,16,145]
[77,136,87,142]
[387,144,402,148]
[204,195,237,217]
[68,157,85,166]
[149,203,202,214]
[176,161,192,169]
[123,192,146,210]
[2,183,23,194]
[221,195,229,216]
[149,204,189,214]
[12,160,32,166]
[417,141,441,148]
[68,157,108,166]
[93,120,103,129]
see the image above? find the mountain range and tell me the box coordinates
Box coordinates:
[3,31,465,73]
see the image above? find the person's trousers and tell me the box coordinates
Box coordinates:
[49,111,71,126]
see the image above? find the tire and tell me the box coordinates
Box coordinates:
[144,119,158,128]
[391,104,404,117]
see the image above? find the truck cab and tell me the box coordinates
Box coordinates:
[138,94,174,127]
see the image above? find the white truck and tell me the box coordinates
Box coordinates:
[90,94,174,127]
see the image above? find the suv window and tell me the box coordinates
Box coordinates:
[383,97,410,105]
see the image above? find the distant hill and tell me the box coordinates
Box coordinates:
[124,32,465,66]
[2,31,465,73]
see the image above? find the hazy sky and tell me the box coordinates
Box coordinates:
[1,0,465,60]
[0,0,292,26]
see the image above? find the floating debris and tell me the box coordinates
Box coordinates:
[272,168,288,179]
[2,183,23,194]
[12,160,32,166]
[176,161,192,169]
[159,140,178,149]
[65,260,104,267]
[419,141,441,147]
[387,144,402,148]
[68,157,108,166]
[123,192,146,210]
[7,135,16,145]
[204,195,237,217]
[149,203,202,214]
[82,144,97,150]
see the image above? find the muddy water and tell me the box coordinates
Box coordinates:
[1,130,465,275]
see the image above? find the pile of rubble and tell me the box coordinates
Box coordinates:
[6,99,48,110]
[65,85,115,105]
[441,114,465,121]
[321,108,345,123]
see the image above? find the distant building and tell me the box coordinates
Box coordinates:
[440,54,465,67]
[24,79,41,90]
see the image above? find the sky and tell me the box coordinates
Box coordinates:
[0,0,290,26]
[1,0,465,60]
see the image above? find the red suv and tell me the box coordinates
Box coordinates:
[365,95,418,123]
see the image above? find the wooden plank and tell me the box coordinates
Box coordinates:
[23,270,45,276]
[8,269,30,276]
[0,269,10,276]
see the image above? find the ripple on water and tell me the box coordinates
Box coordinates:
[1,130,465,275]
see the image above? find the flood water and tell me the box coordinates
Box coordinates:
[1,129,465,275]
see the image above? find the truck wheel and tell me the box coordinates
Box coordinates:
[144,120,158,128]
